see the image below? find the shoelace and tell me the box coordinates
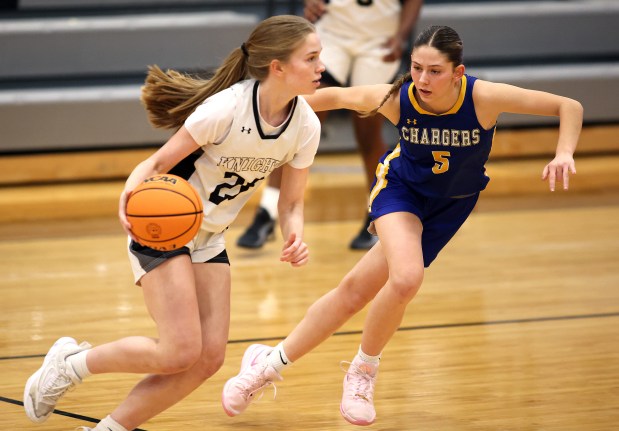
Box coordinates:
[340,361,376,403]
[233,363,277,402]
[40,370,75,406]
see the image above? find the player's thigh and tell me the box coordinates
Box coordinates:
[350,50,401,86]
[140,254,202,344]
[193,261,231,350]
[374,211,424,286]
[318,31,353,85]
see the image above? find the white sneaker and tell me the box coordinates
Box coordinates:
[221,344,282,416]
[24,337,91,423]
[340,356,379,426]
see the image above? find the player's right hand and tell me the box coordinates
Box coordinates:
[118,189,137,240]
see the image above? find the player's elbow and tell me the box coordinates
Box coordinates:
[561,97,584,120]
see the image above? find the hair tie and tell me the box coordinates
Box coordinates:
[241,43,249,58]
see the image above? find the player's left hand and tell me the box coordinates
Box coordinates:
[542,153,576,191]
[280,232,309,267]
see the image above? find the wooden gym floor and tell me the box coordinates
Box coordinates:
[1,125,618,430]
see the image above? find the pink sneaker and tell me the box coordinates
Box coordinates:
[340,356,379,426]
[221,344,282,416]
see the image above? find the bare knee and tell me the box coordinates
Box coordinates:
[157,338,203,374]
[336,274,378,315]
[193,344,226,381]
[388,269,424,303]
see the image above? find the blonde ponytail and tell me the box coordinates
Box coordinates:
[141,15,315,130]
[141,48,247,130]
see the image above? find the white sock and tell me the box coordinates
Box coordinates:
[67,349,92,380]
[357,346,381,365]
[260,186,280,220]
[267,342,292,373]
[94,415,128,431]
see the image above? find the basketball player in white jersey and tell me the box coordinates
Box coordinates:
[23,15,325,431]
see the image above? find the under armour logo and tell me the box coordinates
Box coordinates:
[406,118,417,125]
[241,126,251,134]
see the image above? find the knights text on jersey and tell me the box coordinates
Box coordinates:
[394,75,496,197]
[183,79,320,233]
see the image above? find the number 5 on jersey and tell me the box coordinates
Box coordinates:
[432,151,451,174]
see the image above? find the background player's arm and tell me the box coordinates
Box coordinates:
[383,0,424,62]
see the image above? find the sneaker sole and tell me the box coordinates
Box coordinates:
[23,337,76,423]
[339,403,375,426]
[340,368,376,427]
[221,344,268,417]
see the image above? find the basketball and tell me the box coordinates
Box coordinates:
[126,174,204,251]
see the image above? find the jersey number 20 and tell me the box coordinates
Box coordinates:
[209,172,263,204]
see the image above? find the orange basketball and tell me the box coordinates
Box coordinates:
[126,174,203,251]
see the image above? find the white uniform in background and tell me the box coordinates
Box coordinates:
[316,0,402,86]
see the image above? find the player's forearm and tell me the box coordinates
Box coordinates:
[278,200,305,240]
[396,0,424,43]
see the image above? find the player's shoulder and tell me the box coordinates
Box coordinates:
[191,86,237,121]
[227,79,255,99]
[469,76,498,98]
[297,94,315,111]
[297,96,321,122]
[205,79,258,116]
[470,77,512,104]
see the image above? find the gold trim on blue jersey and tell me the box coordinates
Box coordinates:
[408,75,468,116]
[369,144,401,212]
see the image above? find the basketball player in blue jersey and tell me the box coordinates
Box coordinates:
[23,15,325,431]
[222,25,583,426]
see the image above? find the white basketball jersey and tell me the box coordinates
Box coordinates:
[183,79,320,233]
[318,0,401,40]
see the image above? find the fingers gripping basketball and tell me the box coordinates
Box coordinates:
[126,175,203,251]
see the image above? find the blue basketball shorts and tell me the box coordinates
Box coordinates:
[368,155,479,267]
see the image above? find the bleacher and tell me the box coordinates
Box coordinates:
[0,3,263,153]
[0,0,618,222]
[1,0,619,153]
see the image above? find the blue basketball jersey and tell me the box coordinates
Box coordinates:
[393,74,495,197]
